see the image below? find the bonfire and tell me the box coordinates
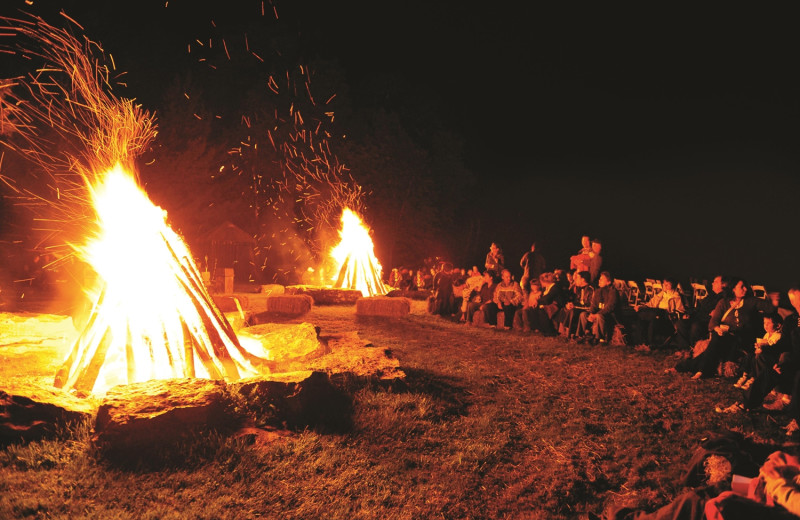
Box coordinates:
[328,208,387,297]
[0,13,270,394]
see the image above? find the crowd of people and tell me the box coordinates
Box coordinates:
[384,238,800,518]
[388,236,800,441]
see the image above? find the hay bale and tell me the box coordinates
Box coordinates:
[356,296,410,317]
[264,295,314,316]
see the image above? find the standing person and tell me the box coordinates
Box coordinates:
[484,242,505,278]
[519,242,546,294]
[569,237,603,283]
[587,238,604,284]
[493,269,524,330]
[569,235,592,271]
[430,263,456,317]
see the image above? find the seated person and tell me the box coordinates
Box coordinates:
[557,270,594,338]
[631,277,685,348]
[675,278,773,380]
[678,275,729,349]
[466,271,497,326]
[527,272,565,336]
[514,280,543,331]
[459,267,486,323]
[492,269,524,330]
[577,271,619,345]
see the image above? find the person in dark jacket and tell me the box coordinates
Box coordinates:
[519,242,546,295]
[557,270,594,338]
[676,279,774,379]
[527,272,566,336]
[577,271,619,345]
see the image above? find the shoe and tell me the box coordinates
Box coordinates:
[587,337,598,346]
[715,402,744,414]
[598,338,607,346]
[690,372,703,380]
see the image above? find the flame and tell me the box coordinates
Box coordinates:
[2,13,271,395]
[55,164,268,394]
[329,208,387,297]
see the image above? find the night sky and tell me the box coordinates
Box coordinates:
[2,1,799,291]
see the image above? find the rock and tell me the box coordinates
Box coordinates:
[229,371,352,432]
[313,332,406,390]
[93,378,233,460]
[237,322,323,365]
[264,294,314,316]
[0,381,97,445]
[285,285,362,305]
[356,296,410,317]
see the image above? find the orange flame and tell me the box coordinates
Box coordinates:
[329,208,387,297]
[55,164,269,394]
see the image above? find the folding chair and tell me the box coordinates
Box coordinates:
[627,281,640,306]
[613,279,629,302]
[691,283,708,309]
[643,280,656,302]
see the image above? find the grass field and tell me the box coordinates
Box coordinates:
[1,300,794,519]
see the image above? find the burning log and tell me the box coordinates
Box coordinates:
[328,209,388,297]
[52,199,271,394]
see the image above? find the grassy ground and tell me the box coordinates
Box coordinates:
[1,300,794,519]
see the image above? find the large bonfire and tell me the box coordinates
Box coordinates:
[0,13,270,394]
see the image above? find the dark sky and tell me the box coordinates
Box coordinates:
[2,1,799,290]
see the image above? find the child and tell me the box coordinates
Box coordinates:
[735,313,782,391]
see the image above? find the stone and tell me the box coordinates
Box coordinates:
[93,378,233,459]
[313,332,406,389]
[237,322,323,365]
[264,295,313,316]
[356,296,410,317]
[229,371,352,432]
[0,380,97,445]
